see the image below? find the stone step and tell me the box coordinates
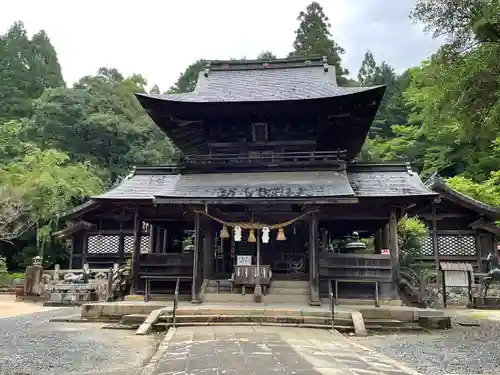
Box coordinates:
[269,280,309,288]
[262,294,309,303]
[203,293,254,303]
[121,313,148,325]
[268,288,309,295]
[102,323,141,330]
[161,314,353,325]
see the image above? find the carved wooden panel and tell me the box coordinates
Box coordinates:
[437,235,476,256]
[87,235,119,254]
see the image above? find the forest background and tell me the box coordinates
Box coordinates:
[0,0,499,273]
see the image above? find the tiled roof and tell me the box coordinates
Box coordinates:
[94,171,355,201]
[136,66,382,103]
[347,164,435,197]
[92,164,435,201]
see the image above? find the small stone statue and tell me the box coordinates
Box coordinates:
[480,252,500,296]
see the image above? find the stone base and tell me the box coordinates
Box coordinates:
[254,285,263,303]
[418,316,452,330]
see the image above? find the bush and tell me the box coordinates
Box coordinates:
[398,216,428,266]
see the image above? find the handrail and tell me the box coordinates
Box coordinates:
[173,277,180,328]
[329,292,335,331]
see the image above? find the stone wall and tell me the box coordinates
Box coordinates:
[427,283,500,307]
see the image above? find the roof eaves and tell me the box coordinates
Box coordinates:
[427,174,500,218]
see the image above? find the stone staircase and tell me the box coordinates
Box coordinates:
[103,307,426,334]
[264,280,310,304]
[202,279,311,303]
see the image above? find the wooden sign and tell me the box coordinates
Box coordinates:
[381,249,390,255]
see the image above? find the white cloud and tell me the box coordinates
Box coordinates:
[0,0,441,89]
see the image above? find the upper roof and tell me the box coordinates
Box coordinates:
[87,162,434,203]
[137,56,382,103]
[426,174,500,220]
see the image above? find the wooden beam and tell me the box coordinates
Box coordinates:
[389,208,399,287]
[431,203,439,269]
[203,220,214,280]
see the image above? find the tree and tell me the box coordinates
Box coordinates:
[358,51,378,85]
[149,84,161,95]
[290,2,348,84]
[257,51,277,61]
[169,60,207,93]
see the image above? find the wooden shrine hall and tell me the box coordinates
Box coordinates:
[54,56,495,305]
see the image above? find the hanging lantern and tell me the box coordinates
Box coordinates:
[277,228,287,241]
[262,227,270,244]
[248,229,256,243]
[234,226,242,242]
[221,225,230,239]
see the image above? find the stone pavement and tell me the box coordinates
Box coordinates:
[152,326,420,375]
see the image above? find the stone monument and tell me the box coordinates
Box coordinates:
[24,256,44,296]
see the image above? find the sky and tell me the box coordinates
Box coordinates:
[0,0,442,90]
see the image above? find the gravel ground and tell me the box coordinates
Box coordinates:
[350,315,500,375]
[0,308,157,375]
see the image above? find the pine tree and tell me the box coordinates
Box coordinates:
[256,51,277,61]
[30,30,65,93]
[357,51,378,86]
[290,2,348,84]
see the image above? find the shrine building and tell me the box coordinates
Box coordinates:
[56,56,492,305]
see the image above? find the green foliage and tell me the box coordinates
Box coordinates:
[290,1,348,84]
[398,217,428,266]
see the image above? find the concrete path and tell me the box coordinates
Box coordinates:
[151,326,420,375]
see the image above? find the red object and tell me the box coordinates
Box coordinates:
[381,249,391,255]
[15,285,24,298]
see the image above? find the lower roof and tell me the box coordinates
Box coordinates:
[91,163,434,203]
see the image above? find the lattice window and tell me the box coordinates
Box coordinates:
[87,235,119,254]
[437,235,476,256]
[140,236,151,254]
[421,235,434,256]
[123,235,151,254]
[124,235,134,253]
[398,235,433,256]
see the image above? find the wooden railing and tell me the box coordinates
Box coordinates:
[184,150,347,167]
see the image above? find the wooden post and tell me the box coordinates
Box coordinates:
[203,221,214,280]
[150,225,157,253]
[431,203,439,269]
[374,229,383,254]
[389,208,399,283]
[155,227,163,253]
[118,227,125,265]
[191,213,202,303]
[254,229,262,303]
[309,215,320,306]
[382,223,390,250]
[163,229,169,253]
[320,229,327,252]
[130,209,141,295]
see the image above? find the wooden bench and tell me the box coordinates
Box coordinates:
[328,278,388,307]
[232,265,272,295]
[140,275,192,302]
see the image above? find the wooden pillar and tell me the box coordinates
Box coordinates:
[309,215,320,306]
[389,208,399,283]
[118,227,125,265]
[320,229,327,252]
[155,227,163,253]
[130,209,142,294]
[374,229,383,254]
[163,229,168,253]
[150,225,157,253]
[203,221,214,280]
[382,223,390,250]
[191,213,203,303]
[431,203,439,269]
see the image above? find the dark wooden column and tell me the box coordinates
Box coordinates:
[203,221,214,280]
[118,226,125,265]
[382,223,390,250]
[155,227,163,253]
[374,229,383,254]
[150,225,157,253]
[162,229,168,253]
[431,202,439,269]
[309,215,320,306]
[389,208,399,283]
[191,213,203,303]
[130,209,142,295]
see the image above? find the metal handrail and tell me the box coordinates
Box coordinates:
[173,277,180,328]
[329,292,335,331]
